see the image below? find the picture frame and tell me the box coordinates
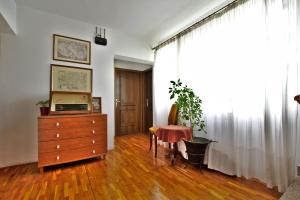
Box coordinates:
[53,34,91,65]
[51,64,92,93]
[92,97,102,113]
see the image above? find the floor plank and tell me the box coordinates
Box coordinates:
[0,134,282,200]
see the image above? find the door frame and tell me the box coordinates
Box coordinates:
[141,68,153,133]
[114,67,153,136]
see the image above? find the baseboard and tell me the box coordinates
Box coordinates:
[0,160,37,169]
[1,148,113,169]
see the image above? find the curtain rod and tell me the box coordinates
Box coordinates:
[152,0,242,50]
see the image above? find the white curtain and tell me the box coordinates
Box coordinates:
[153,0,298,192]
[153,41,178,126]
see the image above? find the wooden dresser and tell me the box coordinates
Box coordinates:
[38,113,107,173]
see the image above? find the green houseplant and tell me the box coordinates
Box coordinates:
[169,79,212,168]
[169,79,206,135]
[36,100,50,116]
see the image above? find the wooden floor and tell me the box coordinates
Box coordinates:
[0,134,281,200]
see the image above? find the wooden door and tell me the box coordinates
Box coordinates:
[143,69,153,132]
[115,69,141,135]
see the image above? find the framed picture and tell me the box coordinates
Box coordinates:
[92,97,102,113]
[51,64,92,93]
[53,34,91,64]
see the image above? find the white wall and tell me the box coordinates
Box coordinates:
[114,59,152,71]
[0,5,153,167]
[0,0,17,34]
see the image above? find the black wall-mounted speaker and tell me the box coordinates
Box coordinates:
[95,36,107,46]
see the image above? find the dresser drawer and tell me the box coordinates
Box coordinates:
[38,145,106,167]
[38,116,106,130]
[39,135,106,153]
[38,126,106,141]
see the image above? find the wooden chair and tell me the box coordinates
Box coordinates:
[149,104,178,157]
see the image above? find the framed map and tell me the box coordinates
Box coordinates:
[51,64,92,93]
[53,34,91,64]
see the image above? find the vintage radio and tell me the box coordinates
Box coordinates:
[49,92,92,115]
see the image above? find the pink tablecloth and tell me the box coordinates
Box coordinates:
[156,125,192,143]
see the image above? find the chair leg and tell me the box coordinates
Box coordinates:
[149,132,153,151]
[154,135,158,157]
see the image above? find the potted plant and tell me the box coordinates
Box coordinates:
[169,79,214,168]
[36,100,50,116]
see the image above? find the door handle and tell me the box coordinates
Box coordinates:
[115,99,121,107]
[146,98,149,108]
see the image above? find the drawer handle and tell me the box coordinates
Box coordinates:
[92,120,95,124]
[92,140,95,144]
[56,145,60,149]
[92,150,96,154]
[56,122,60,127]
[92,130,95,134]
[56,156,60,160]
[56,133,60,138]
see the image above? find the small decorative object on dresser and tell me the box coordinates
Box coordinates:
[38,113,107,173]
[92,97,102,113]
[53,34,91,64]
[36,100,50,116]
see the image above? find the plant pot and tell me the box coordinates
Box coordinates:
[40,107,50,116]
[184,137,213,169]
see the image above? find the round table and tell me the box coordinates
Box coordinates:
[156,125,192,165]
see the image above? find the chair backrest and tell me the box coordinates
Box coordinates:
[168,104,178,125]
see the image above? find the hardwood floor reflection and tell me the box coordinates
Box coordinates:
[0,134,281,200]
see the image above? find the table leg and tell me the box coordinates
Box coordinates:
[164,143,172,158]
[171,153,176,165]
[163,142,179,165]
[170,142,178,165]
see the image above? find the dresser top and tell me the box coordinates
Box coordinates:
[38,113,107,119]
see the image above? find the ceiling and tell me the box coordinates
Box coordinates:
[0,14,14,34]
[15,0,229,46]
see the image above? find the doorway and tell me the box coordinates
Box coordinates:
[114,68,153,135]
